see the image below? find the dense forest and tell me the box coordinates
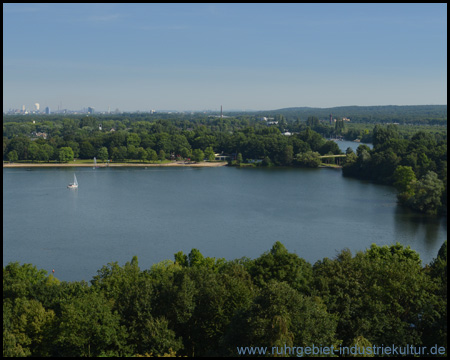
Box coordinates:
[342,124,447,215]
[3,240,447,357]
[3,107,447,356]
[3,108,447,215]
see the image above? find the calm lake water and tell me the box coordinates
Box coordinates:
[331,139,373,152]
[3,165,446,282]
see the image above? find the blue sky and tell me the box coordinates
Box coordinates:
[3,3,447,112]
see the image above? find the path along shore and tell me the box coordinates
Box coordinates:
[3,161,228,168]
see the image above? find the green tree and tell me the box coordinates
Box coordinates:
[8,135,31,160]
[97,146,108,162]
[127,133,141,147]
[335,119,345,135]
[7,150,18,162]
[56,290,127,357]
[192,149,205,163]
[204,146,215,161]
[223,281,337,356]
[27,142,40,162]
[66,141,80,158]
[407,171,445,215]
[281,145,294,166]
[306,116,320,128]
[261,156,272,167]
[58,147,74,163]
[248,242,312,294]
[146,148,158,161]
[393,165,417,203]
[91,257,183,356]
[179,147,191,160]
[37,144,54,162]
[127,145,137,160]
[158,149,166,161]
[136,147,148,162]
[423,241,447,349]
[236,152,243,165]
[79,141,95,159]
[3,298,56,357]
[295,151,321,168]
[372,124,399,147]
[313,243,437,347]
[183,265,254,356]
[319,140,341,156]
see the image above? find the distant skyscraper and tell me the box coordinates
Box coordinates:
[34,103,40,111]
[45,107,50,114]
[88,107,95,114]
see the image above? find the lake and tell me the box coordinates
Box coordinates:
[3,165,446,282]
[329,139,373,152]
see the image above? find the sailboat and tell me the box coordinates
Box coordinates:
[67,174,78,189]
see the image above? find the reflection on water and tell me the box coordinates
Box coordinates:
[394,206,446,259]
[3,166,447,281]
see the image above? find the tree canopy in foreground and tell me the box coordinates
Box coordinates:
[3,240,447,357]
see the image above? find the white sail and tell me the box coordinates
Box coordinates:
[68,174,78,188]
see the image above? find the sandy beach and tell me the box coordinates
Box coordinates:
[3,161,228,168]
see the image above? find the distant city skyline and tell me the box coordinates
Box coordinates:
[3,4,447,112]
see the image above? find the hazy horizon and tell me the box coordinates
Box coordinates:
[3,103,447,115]
[3,4,447,112]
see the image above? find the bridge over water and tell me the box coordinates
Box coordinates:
[319,154,347,165]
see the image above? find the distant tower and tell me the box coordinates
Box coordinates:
[22,105,25,113]
[45,106,50,114]
[34,103,40,111]
[329,113,333,125]
[88,106,95,114]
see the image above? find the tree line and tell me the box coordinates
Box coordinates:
[3,115,447,215]
[342,124,447,215]
[3,240,447,357]
[256,105,447,125]
[3,115,344,166]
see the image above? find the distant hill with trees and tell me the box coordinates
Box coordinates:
[252,105,447,125]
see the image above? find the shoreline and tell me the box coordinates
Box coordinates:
[3,161,228,168]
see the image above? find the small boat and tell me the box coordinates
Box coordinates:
[67,174,78,189]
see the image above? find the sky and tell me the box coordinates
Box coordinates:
[3,3,447,112]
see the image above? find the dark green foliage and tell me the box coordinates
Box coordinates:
[406,171,445,215]
[423,241,447,349]
[55,290,127,357]
[3,241,447,357]
[58,146,74,163]
[222,281,338,356]
[256,105,447,125]
[343,125,447,214]
[247,241,312,294]
[312,243,440,347]
[294,150,321,168]
[393,165,417,195]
